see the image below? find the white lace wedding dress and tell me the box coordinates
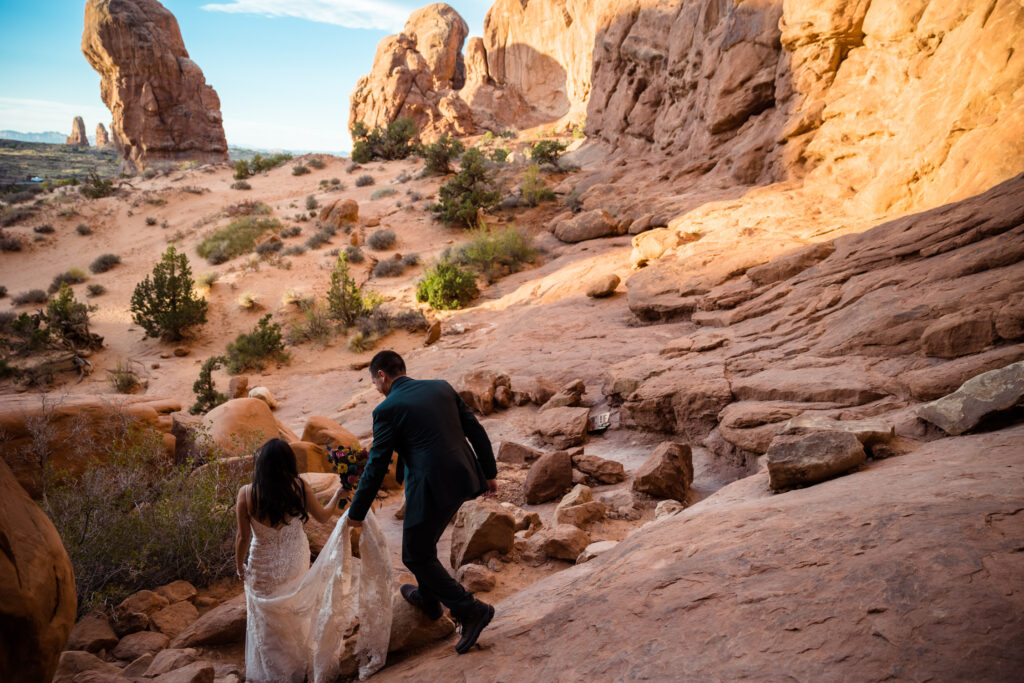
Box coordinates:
[244,510,393,682]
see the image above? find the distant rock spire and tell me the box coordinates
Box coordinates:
[95,122,110,147]
[66,116,89,146]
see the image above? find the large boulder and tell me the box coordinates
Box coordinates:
[524,450,573,504]
[114,589,168,636]
[766,431,866,491]
[496,441,543,466]
[319,198,359,231]
[781,414,894,448]
[387,589,456,653]
[541,380,586,410]
[916,362,1024,436]
[65,612,118,653]
[533,407,590,449]
[553,210,621,243]
[456,564,497,593]
[528,524,590,562]
[81,0,228,170]
[300,416,362,472]
[571,453,626,484]
[112,631,170,661]
[51,651,122,683]
[169,594,245,648]
[0,458,77,683]
[449,498,516,568]
[201,398,289,457]
[632,442,693,501]
[150,601,199,639]
[458,370,511,416]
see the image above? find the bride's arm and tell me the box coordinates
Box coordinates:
[303,479,345,524]
[234,485,252,580]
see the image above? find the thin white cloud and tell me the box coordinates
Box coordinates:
[0,97,111,134]
[201,0,409,31]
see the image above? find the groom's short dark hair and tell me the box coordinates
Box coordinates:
[370,350,406,378]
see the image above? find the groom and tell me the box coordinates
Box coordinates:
[347,350,498,654]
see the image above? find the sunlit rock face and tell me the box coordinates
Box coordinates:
[82,0,228,171]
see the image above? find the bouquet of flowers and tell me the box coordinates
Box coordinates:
[326,443,369,509]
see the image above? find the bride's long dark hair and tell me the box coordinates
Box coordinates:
[251,438,308,527]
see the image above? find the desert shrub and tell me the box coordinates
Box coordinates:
[1,205,35,227]
[234,153,293,179]
[43,422,248,613]
[34,224,55,234]
[573,119,586,138]
[76,224,92,235]
[130,245,208,340]
[489,148,510,164]
[233,160,251,180]
[286,300,334,346]
[346,162,361,174]
[196,271,219,291]
[237,292,261,310]
[498,129,517,139]
[48,268,88,294]
[452,225,537,282]
[231,180,251,190]
[142,168,158,180]
[282,245,307,257]
[326,255,380,327]
[254,240,283,257]
[0,235,23,251]
[182,185,205,195]
[530,140,567,165]
[292,164,310,176]
[389,308,429,332]
[145,196,167,206]
[145,216,157,226]
[280,288,309,307]
[343,246,364,263]
[4,190,38,204]
[421,136,466,176]
[13,289,48,306]
[367,228,396,250]
[372,258,405,278]
[108,360,141,393]
[355,175,375,187]
[280,225,302,238]
[521,164,556,206]
[224,200,271,217]
[86,284,106,297]
[347,330,374,352]
[79,172,115,199]
[45,283,96,349]
[402,252,420,266]
[432,148,501,228]
[0,285,6,298]
[307,157,326,169]
[305,195,318,211]
[224,314,288,374]
[330,177,341,186]
[415,261,478,310]
[565,190,583,213]
[370,188,396,200]
[350,118,418,163]
[191,356,227,415]
[197,217,280,264]
[89,253,121,274]
[305,230,333,250]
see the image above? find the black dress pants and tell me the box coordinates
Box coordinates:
[401,499,476,617]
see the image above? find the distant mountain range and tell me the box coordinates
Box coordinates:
[0,130,76,144]
[1,131,348,156]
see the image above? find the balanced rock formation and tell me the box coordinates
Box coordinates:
[0,459,77,683]
[82,0,228,170]
[65,116,89,146]
[95,122,110,147]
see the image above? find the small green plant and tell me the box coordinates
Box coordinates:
[197,217,280,264]
[233,153,293,179]
[1,206,35,227]
[326,254,379,327]
[347,330,373,352]
[0,236,23,251]
[402,253,420,266]
[282,245,307,257]
[13,289,48,306]
[305,195,318,211]
[196,272,219,291]
[520,163,555,206]
[45,282,98,349]
[367,229,396,250]
[530,140,567,165]
[565,190,583,213]
[145,216,157,226]
[292,164,310,176]
[372,258,406,278]
[307,157,326,169]
[350,118,418,163]
[182,185,205,195]
[48,268,88,294]
[416,261,479,310]
[286,300,334,346]
[34,224,55,234]
[191,356,228,414]
[453,225,537,282]
[355,175,375,187]
[237,291,261,310]
[130,245,208,341]
[108,360,141,393]
[231,180,251,190]
[280,225,302,238]
[343,246,364,263]
[489,148,510,163]
[421,136,466,175]
[76,224,92,235]
[86,284,106,297]
[90,253,121,274]
[223,314,289,374]
[370,188,396,200]
[432,148,501,228]
[80,172,115,199]
[305,230,333,250]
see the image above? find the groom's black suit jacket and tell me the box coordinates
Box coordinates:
[348,376,497,527]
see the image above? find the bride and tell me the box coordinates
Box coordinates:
[235,438,394,682]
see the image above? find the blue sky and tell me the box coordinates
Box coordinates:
[0,0,491,152]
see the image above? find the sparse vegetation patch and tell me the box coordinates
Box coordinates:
[197,217,280,264]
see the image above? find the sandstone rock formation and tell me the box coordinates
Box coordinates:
[66,116,89,146]
[524,449,572,504]
[765,430,866,491]
[95,122,110,147]
[378,427,1024,681]
[916,361,1024,436]
[449,498,515,567]
[0,459,77,683]
[82,0,228,170]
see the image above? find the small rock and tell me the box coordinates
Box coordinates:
[456,564,497,592]
[155,580,198,604]
[534,406,590,449]
[173,347,190,357]
[151,362,161,369]
[247,386,278,409]
[632,442,693,501]
[151,661,215,683]
[530,524,590,561]
[577,540,619,564]
[52,651,122,683]
[424,321,441,345]
[122,653,155,678]
[458,370,511,415]
[499,502,541,535]
[493,385,513,409]
[655,500,685,519]
[509,376,559,406]
[586,274,620,298]
[193,597,219,610]
[554,484,607,528]
[541,380,586,410]
[916,361,1024,436]
[169,594,245,648]
[572,453,626,484]
[145,648,200,677]
[227,376,249,399]
[112,631,169,661]
[66,612,118,653]
[449,498,516,568]
[524,450,573,504]
[388,590,456,653]
[766,430,866,491]
[151,601,199,638]
[496,441,544,466]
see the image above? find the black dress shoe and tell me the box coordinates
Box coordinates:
[400,583,443,620]
[455,600,494,654]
